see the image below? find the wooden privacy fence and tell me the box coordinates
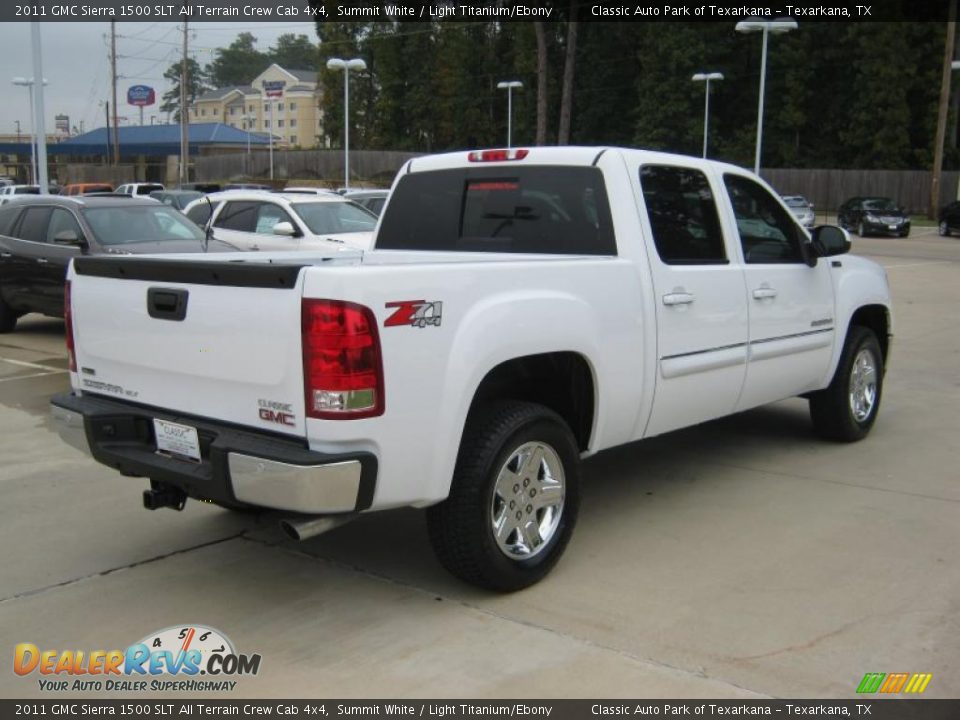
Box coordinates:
[195,149,422,186]
[762,168,960,215]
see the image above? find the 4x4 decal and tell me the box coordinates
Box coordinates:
[385,300,443,328]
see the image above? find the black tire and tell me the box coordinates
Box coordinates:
[0,295,17,333]
[899,228,910,238]
[427,401,581,592]
[939,220,950,237]
[809,326,884,442]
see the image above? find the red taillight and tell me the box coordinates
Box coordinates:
[302,299,384,420]
[467,148,529,162]
[64,280,76,372]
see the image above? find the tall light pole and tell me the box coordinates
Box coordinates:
[263,97,274,181]
[692,72,723,159]
[736,18,797,175]
[326,57,366,189]
[12,75,48,187]
[496,80,523,149]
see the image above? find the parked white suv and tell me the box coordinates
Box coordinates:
[115,183,165,197]
[183,191,377,251]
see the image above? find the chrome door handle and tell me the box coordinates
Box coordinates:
[36,258,49,264]
[0,252,11,258]
[752,287,778,300]
[250,244,260,251]
[663,292,695,306]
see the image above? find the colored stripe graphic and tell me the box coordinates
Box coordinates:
[857,673,885,694]
[856,672,932,694]
[904,674,933,694]
[879,673,909,693]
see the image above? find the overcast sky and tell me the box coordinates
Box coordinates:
[0,21,318,136]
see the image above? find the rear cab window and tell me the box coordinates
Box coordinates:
[376,166,616,255]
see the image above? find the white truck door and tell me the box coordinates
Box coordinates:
[720,172,836,411]
[636,163,749,437]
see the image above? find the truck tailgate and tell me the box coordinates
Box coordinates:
[69,257,310,437]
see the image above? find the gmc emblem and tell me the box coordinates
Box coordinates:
[259,408,296,426]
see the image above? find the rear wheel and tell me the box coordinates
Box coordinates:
[809,326,883,442]
[939,220,950,237]
[0,296,17,333]
[427,401,580,591]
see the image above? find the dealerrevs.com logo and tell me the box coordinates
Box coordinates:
[14,625,261,693]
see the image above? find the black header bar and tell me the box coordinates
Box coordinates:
[0,0,951,23]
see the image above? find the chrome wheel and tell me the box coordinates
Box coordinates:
[848,348,878,423]
[490,441,565,560]
[940,220,950,236]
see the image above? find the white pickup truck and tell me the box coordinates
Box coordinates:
[51,147,892,591]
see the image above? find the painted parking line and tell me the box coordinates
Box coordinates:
[0,357,67,373]
[881,260,954,269]
[0,371,66,384]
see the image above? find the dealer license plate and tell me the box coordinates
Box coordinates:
[153,419,201,463]
[888,224,898,230]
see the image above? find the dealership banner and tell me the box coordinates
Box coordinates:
[1,0,953,23]
[4,700,960,719]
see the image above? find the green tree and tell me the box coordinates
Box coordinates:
[159,58,208,122]
[268,33,318,71]
[206,32,268,87]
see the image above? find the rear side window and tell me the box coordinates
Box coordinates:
[0,205,22,235]
[186,200,219,227]
[214,201,258,232]
[15,207,52,243]
[639,165,726,265]
[376,167,616,255]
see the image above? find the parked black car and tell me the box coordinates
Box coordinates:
[149,189,204,211]
[938,200,960,236]
[838,197,910,238]
[0,195,238,332]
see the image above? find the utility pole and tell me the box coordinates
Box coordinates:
[180,20,189,184]
[110,21,119,166]
[931,4,957,218]
[105,101,111,164]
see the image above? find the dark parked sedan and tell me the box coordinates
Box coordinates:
[0,195,237,332]
[938,200,960,236]
[838,197,910,238]
[150,189,203,211]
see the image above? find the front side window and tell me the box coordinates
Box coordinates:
[639,165,726,265]
[724,174,804,264]
[254,203,294,233]
[46,208,84,244]
[292,201,378,235]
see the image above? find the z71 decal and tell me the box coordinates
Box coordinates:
[385,300,443,329]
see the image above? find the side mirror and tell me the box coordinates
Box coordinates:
[810,225,851,258]
[273,221,297,237]
[53,229,84,247]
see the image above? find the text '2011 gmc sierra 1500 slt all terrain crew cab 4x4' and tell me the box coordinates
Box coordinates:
[51,147,892,591]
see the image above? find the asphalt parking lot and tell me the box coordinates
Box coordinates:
[1,225,958,700]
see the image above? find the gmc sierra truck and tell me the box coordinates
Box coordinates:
[51,147,892,591]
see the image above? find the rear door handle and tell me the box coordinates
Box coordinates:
[663,292,695,306]
[752,286,778,300]
[36,258,49,265]
[0,252,11,258]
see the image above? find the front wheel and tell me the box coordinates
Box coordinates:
[427,401,581,591]
[939,220,950,237]
[0,295,17,333]
[858,221,868,238]
[809,326,884,442]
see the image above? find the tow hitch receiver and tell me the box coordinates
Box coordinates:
[143,482,187,511]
